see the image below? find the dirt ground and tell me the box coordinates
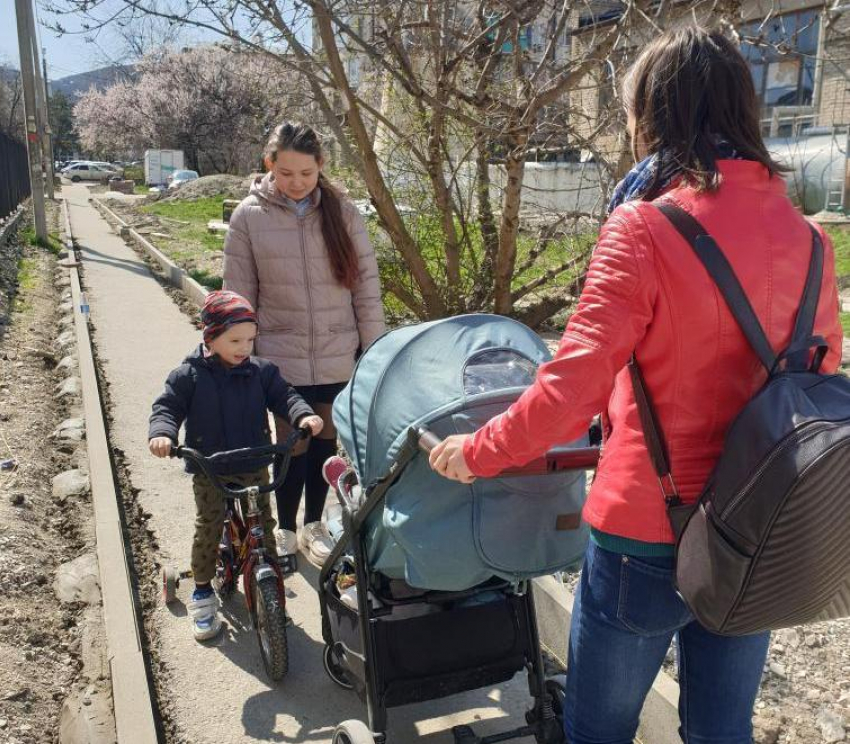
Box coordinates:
[0,204,109,744]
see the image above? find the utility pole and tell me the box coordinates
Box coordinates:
[39,48,55,198]
[14,0,47,241]
[25,2,53,200]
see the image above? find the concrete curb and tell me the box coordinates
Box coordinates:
[91,197,208,306]
[533,576,680,744]
[62,198,160,744]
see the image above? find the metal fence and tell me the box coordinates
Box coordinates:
[0,132,30,221]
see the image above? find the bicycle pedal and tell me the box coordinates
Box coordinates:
[278,552,298,575]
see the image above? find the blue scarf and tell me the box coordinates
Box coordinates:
[607,140,743,216]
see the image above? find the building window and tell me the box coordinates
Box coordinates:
[740,9,820,109]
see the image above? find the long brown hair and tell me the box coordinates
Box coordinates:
[264,122,360,289]
[622,27,785,198]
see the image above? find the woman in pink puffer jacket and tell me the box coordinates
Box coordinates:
[223,122,385,567]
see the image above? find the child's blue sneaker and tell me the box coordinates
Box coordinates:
[189,586,221,641]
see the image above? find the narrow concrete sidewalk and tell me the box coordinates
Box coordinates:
[64,183,542,743]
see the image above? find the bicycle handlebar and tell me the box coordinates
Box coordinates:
[171,427,310,497]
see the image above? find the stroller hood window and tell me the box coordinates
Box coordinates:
[463,349,537,396]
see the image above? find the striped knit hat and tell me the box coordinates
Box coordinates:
[200,290,257,344]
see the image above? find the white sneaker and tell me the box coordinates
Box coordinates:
[300,521,333,567]
[275,528,298,557]
[188,591,222,641]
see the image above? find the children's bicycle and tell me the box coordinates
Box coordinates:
[161,427,309,681]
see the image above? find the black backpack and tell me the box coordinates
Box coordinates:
[629,202,850,635]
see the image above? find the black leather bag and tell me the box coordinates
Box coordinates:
[629,202,850,635]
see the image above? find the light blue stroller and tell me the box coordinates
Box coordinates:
[318,314,600,744]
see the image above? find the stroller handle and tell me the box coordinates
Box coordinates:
[170,427,310,497]
[415,426,600,477]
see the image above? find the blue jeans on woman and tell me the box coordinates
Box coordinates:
[564,541,770,744]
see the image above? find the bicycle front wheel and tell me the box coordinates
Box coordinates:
[252,573,289,681]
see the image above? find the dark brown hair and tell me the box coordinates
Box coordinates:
[265,122,359,290]
[622,27,785,197]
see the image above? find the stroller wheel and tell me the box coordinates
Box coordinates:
[332,720,375,744]
[323,644,354,690]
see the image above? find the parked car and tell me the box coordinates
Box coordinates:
[61,163,121,182]
[90,161,124,177]
[60,160,88,172]
[167,169,199,190]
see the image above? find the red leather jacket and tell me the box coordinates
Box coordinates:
[465,161,843,544]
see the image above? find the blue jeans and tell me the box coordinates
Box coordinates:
[564,541,770,744]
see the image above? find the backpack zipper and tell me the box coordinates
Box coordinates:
[720,420,845,519]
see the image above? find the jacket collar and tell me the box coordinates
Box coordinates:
[249,172,322,214]
[711,160,786,193]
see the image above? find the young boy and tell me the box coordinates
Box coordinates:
[148,290,323,641]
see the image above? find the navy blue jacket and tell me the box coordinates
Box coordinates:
[149,345,314,474]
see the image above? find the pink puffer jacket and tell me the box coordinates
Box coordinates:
[223,173,386,386]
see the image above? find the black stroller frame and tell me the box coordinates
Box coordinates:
[319,427,577,744]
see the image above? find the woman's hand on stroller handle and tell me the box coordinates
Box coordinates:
[419,426,601,483]
[426,434,477,484]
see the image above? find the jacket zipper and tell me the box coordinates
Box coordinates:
[298,213,316,384]
[720,420,844,519]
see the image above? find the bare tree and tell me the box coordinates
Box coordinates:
[0,64,25,143]
[74,44,310,172]
[47,0,749,324]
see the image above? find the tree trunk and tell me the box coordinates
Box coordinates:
[493,143,527,315]
[313,2,447,318]
[471,141,498,309]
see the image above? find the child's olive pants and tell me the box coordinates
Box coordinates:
[191,467,277,584]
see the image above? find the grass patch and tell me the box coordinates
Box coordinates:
[21,226,63,255]
[140,196,226,270]
[143,197,224,223]
[842,312,850,337]
[14,258,38,311]
[826,225,850,281]
[189,269,223,290]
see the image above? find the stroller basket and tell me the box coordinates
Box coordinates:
[325,580,532,708]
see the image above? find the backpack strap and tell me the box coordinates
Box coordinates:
[786,225,824,371]
[629,202,824,514]
[655,202,777,373]
[627,356,681,506]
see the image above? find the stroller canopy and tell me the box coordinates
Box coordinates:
[336,314,551,484]
[334,314,589,590]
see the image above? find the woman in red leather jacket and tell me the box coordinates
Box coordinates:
[431,27,842,744]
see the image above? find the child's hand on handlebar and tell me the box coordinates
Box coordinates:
[149,437,173,458]
[299,415,324,437]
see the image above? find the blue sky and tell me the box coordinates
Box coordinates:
[0,0,234,81]
[1,0,308,82]
[0,1,142,80]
